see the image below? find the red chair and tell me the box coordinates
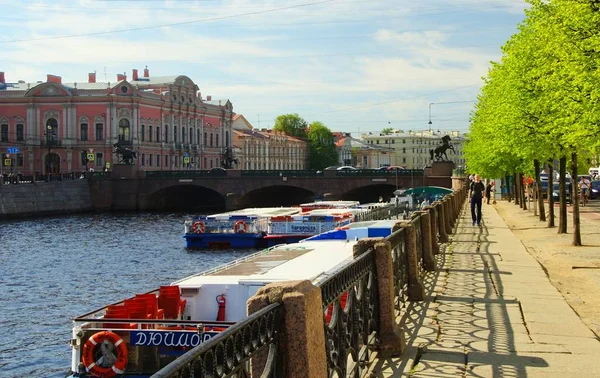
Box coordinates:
[158,286,182,319]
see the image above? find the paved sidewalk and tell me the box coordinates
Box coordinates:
[369,202,600,377]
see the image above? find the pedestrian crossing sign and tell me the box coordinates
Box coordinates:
[106,162,111,169]
[87,153,95,161]
[183,156,190,164]
[4,159,10,166]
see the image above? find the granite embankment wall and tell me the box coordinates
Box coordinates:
[0,181,96,220]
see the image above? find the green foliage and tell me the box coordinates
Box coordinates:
[272,113,308,139]
[381,127,394,135]
[466,0,600,178]
[307,121,338,170]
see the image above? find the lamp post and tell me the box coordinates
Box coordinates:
[428,100,475,132]
[45,125,55,175]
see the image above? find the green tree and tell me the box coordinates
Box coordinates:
[307,121,338,170]
[273,113,308,138]
[381,127,394,135]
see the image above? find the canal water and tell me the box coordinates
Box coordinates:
[0,212,255,377]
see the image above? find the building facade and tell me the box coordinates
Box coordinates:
[361,130,466,169]
[0,69,233,175]
[232,114,308,170]
[334,132,393,168]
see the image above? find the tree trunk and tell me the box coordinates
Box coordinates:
[547,160,555,227]
[571,152,581,246]
[558,156,567,234]
[505,175,512,202]
[512,172,521,206]
[520,173,527,210]
[535,159,546,222]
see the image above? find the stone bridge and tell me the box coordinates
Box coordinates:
[88,165,454,212]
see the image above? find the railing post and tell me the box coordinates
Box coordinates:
[443,198,453,235]
[353,238,405,356]
[415,211,436,271]
[435,200,449,243]
[393,221,424,301]
[424,205,440,255]
[247,280,327,378]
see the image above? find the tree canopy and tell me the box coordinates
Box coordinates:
[272,113,308,139]
[307,121,338,170]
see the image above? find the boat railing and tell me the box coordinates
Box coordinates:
[184,218,269,234]
[151,302,285,378]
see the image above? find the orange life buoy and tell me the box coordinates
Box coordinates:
[234,220,248,234]
[192,221,205,234]
[82,331,128,378]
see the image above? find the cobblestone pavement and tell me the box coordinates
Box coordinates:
[368,202,600,377]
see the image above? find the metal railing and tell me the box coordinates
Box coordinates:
[241,169,323,177]
[336,169,424,177]
[1,172,84,185]
[316,248,379,377]
[151,302,284,378]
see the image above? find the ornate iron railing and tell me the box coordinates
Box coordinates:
[241,169,323,177]
[145,170,217,178]
[151,302,284,378]
[316,248,379,378]
[354,205,397,222]
[386,227,409,310]
[336,169,424,177]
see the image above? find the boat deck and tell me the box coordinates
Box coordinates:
[208,207,301,220]
[211,248,312,276]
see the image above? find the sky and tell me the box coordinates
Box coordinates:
[0,0,528,136]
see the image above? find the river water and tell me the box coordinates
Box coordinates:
[0,212,255,377]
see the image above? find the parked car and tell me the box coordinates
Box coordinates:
[208,167,227,175]
[590,180,600,200]
[551,182,572,204]
[337,166,357,171]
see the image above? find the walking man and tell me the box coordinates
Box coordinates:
[485,181,493,204]
[469,174,485,227]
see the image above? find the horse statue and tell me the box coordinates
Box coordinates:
[113,142,137,165]
[221,147,239,169]
[429,135,455,161]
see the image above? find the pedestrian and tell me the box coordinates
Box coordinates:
[469,174,485,227]
[485,181,493,204]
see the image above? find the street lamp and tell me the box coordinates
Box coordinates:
[45,124,55,175]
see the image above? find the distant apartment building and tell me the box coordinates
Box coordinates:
[232,114,308,170]
[361,130,466,169]
[0,68,233,175]
[333,132,393,168]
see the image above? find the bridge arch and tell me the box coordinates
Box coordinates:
[148,184,225,212]
[341,184,400,203]
[240,185,315,208]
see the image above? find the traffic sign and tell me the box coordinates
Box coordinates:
[7,147,19,154]
[183,157,190,164]
[4,159,11,166]
[105,162,111,169]
[87,153,95,161]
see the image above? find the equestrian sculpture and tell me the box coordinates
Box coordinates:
[220,147,238,169]
[429,135,455,161]
[113,141,137,165]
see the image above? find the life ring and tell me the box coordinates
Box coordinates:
[192,221,205,234]
[82,331,128,378]
[234,220,248,234]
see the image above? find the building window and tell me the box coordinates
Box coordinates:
[118,119,130,141]
[156,126,160,143]
[174,127,178,143]
[216,134,219,147]
[79,123,88,140]
[46,118,58,138]
[210,133,213,147]
[141,153,145,166]
[182,127,186,144]
[225,131,229,147]
[164,125,169,143]
[96,153,103,167]
[165,155,169,167]
[204,157,207,168]
[95,123,104,140]
[149,125,153,142]
[189,127,193,144]
[204,132,207,146]
[141,124,145,142]
[197,129,200,146]
[16,124,24,141]
[174,155,178,167]
[16,153,24,167]
[149,154,153,167]
[1,124,9,142]
[157,154,161,167]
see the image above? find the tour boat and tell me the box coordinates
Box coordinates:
[298,200,360,212]
[183,206,360,249]
[66,221,398,378]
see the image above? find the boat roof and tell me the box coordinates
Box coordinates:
[302,220,398,241]
[204,207,301,220]
[299,200,360,208]
[174,239,357,287]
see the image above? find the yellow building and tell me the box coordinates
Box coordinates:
[361,130,466,169]
[232,114,308,170]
